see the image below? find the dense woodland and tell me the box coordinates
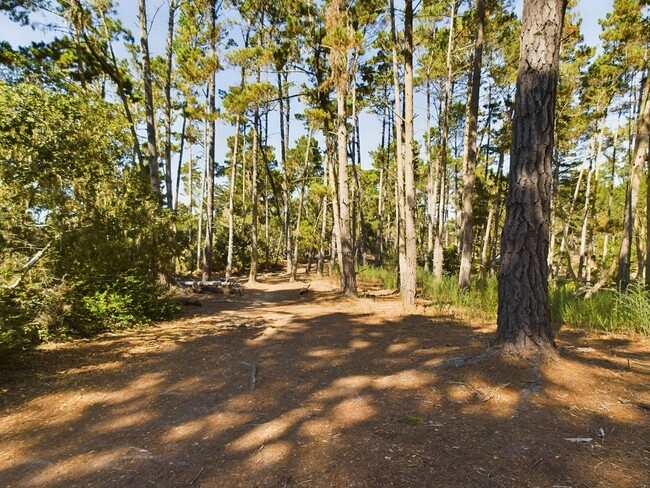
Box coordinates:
[0,0,649,352]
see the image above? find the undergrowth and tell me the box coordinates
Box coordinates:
[359,265,650,336]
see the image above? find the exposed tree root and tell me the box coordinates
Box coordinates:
[430,341,557,369]
[429,346,500,368]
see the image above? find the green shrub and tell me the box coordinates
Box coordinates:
[75,273,179,334]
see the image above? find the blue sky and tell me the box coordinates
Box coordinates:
[0,0,615,179]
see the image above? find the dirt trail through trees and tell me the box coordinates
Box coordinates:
[1,276,649,487]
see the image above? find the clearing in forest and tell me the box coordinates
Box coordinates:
[1,275,649,487]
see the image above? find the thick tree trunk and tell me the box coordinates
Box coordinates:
[496,0,566,351]
[138,0,161,197]
[619,74,649,289]
[458,0,485,290]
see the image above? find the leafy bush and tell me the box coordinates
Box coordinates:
[0,82,178,351]
[77,273,179,333]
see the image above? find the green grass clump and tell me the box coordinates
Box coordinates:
[357,265,398,290]
[397,416,423,425]
[359,265,650,337]
[551,281,650,335]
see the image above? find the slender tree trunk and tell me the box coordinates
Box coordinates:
[496,0,566,352]
[202,5,217,280]
[433,2,457,278]
[578,160,593,281]
[458,0,485,290]
[138,0,161,197]
[353,121,368,265]
[226,115,241,279]
[402,0,417,308]
[197,121,208,272]
[480,206,494,281]
[291,127,313,281]
[249,112,259,283]
[318,176,328,277]
[425,80,434,272]
[175,114,187,208]
[619,74,649,289]
[278,72,292,276]
[328,145,343,276]
[555,140,593,279]
[390,0,406,290]
[376,99,386,265]
[163,0,176,209]
[336,88,357,295]
[188,141,194,270]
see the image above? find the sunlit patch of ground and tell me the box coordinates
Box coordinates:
[1,274,649,487]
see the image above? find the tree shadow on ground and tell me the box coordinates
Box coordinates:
[1,278,649,487]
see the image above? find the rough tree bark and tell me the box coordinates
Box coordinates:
[496,0,566,352]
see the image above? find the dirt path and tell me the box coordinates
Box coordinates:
[1,275,649,487]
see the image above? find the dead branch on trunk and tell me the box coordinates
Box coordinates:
[1,241,53,290]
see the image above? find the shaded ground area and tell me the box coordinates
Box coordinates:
[1,275,650,487]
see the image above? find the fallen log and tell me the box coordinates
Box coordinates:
[175,280,242,295]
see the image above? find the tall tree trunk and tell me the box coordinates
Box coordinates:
[433,1,457,278]
[196,120,208,272]
[291,127,313,282]
[496,0,566,352]
[328,143,343,276]
[226,115,241,279]
[390,0,406,290]
[458,0,485,290]
[188,141,194,270]
[163,0,177,209]
[336,87,357,295]
[402,0,417,308]
[249,112,259,283]
[619,73,649,290]
[376,96,387,265]
[278,72,292,276]
[353,121,368,265]
[138,0,161,196]
[175,114,187,208]
[425,80,434,272]
[555,141,593,279]
[202,4,217,280]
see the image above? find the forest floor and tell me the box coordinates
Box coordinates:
[1,274,650,488]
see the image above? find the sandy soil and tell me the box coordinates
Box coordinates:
[1,274,649,487]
